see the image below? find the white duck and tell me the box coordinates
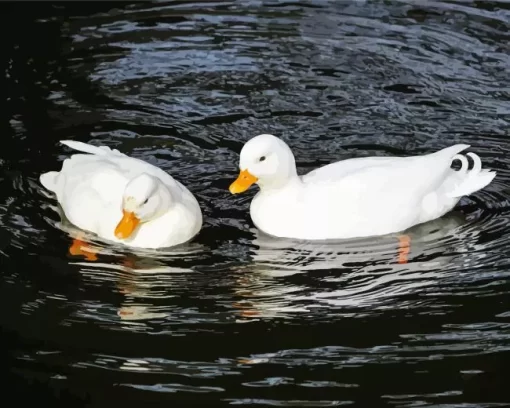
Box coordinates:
[40,140,203,251]
[229,134,496,241]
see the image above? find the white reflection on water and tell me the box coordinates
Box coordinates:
[62,207,493,325]
[230,212,491,320]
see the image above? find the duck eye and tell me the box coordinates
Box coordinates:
[259,156,266,162]
[143,198,149,205]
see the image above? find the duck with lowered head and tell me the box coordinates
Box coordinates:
[40,140,202,257]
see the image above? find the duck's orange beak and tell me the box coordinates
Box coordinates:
[229,169,258,194]
[114,210,140,239]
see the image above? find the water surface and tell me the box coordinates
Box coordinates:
[1,1,510,406]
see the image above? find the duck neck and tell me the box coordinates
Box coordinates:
[259,169,300,191]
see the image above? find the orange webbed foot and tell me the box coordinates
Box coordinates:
[397,234,411,264]
[69,238,98,261]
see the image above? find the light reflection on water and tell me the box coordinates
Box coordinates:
[2,0,510,405]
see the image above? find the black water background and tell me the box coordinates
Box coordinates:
[1,1,510,407]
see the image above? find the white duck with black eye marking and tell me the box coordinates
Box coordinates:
[229,134,496,240]
[40,140,203,249]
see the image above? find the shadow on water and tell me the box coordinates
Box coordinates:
[1,1,510,406]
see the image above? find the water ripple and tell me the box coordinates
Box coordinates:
[2,0,510,406]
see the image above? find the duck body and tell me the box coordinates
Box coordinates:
[40,140,202,248]
[230,134,496,240]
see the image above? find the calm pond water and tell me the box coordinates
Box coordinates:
[1,1,510,406]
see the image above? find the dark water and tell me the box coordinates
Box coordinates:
[1,1,510,406]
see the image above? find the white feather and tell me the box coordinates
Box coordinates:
[233,134,496,240]
[40,140,203,248]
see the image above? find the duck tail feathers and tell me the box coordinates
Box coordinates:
[40,171,59,192]
[60,140,124,157]
[447,151,496,198]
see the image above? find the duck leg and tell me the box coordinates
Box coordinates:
[69,235,98,261]
[397,234,411,264]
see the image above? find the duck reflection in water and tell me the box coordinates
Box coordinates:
[71,242,201,323]
[231,211,483,320]
[63,205,484,324]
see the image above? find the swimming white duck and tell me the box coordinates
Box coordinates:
[229,134,496,241]
[40,140,203,253]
